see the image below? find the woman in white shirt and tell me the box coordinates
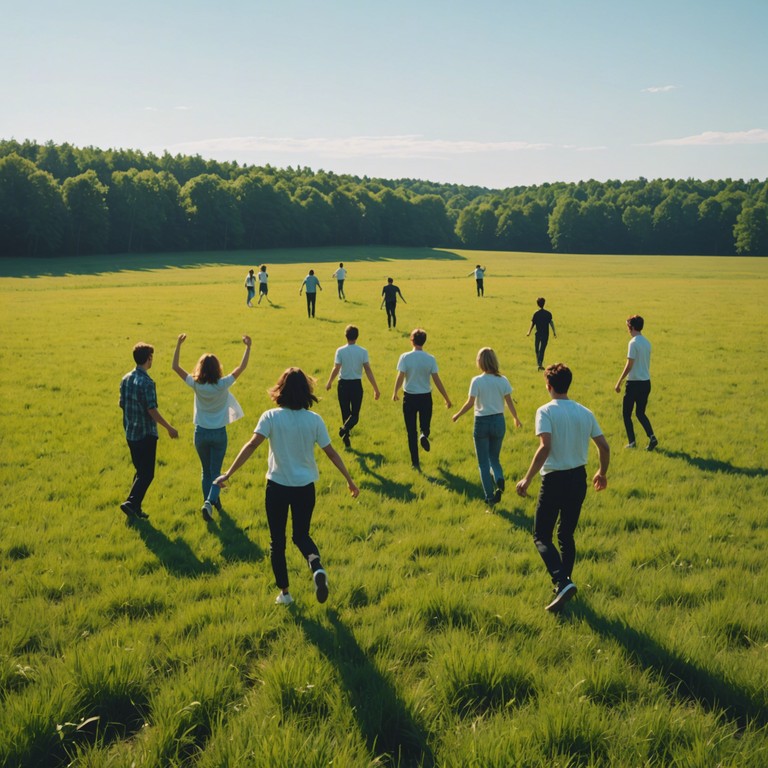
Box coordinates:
[172,334,251,521]
[452,348,522,507]
[215,368,359,606]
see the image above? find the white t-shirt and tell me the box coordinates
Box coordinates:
[185,374,242,429]
[397,349,438,394]
[258,271,268,284]
[335,344,369,380]
[535,398,603,474]
[255,407,331,486]
[626,334,651,381]
[475,268,485,279]
[469,373,512,416]
[333,268,347,280]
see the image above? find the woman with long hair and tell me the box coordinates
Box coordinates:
[215,368,359,606]
[452,347,522,507]
[172,333,251,521]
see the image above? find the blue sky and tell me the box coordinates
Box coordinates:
[3,0,767,188]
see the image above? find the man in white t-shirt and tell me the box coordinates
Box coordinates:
[325,325,380,447]
[614,314,657,451]
[257,265,271,305]
[331,262,347,300]
[516,363,610,613]
[393,328,452,470]
[468,264,487,297]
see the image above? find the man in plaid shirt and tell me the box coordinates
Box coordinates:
[119,343,178,519]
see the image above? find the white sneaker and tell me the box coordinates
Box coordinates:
[201,501,213,521]
[275,591,294,606]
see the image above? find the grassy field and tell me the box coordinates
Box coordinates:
[1,246,767,767]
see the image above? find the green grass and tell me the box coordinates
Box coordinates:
[1,246,767,767]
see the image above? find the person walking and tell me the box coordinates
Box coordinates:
[614,314,657,451]
[452,348,522,507]
[119,342,178,519]
[215,368,359,606]
[300,269,322,318]
[257,265,271,305]
[527,297,557,370]
[380,277,406,329]
[244,269,256,307]
[516,363,610,613]
[468,265,487,297]
[172,333,251,521]
[393,328,451,470]
[332,262,347,300]
[325,325,380,448]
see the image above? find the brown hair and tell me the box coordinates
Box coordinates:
[269,368,318,410]
[410,328,427,346]
[627,315,644,331]
[193,354,223,384]
[132,343,154,365]
[544,363,572,394]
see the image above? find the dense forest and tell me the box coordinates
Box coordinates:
[1,139,767,257]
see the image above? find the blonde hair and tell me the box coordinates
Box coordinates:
[476,347,501,376]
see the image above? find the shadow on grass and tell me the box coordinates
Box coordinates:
[295,609,435,767]
[128,519,218,577]
[495,505,531,532]
[433,466,476,499]
[353,451,417,502]
[1,246,464,279]
[208,506,264,563]
[573,602,765,729]
[658,448,768,478]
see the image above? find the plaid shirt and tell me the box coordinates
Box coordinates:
[119,367,158,441]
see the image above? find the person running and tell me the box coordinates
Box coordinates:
[215,368,359,606]
[468,264,487,297]
[325,325,380,448]
[300,269,322,318]
[452,348,522,507]
[172,333,251,522]
[614,314,657,451]
[257,265,271,305]
[516,363,610,613]
[393,328,451,470]
[332,262,347,300]
[119,342,178,519]
[527,297,557,370]
[244,269,256,307]
[380,277,406,329]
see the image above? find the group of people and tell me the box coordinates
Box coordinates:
[120,277,658,613]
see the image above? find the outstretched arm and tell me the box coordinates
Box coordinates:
[321,444,360,497]
[172,334,188,381]
[215,432,266,487]
[230,335,252,379]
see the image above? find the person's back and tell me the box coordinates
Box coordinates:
[627,334,651,380]
[532,308,553,335]
[336,343,368,379]
[537,398,600,473]
[382,283,400,302]
[398,349,437,393]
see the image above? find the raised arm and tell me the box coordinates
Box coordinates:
[363,362,381,400]
[172,333,189,381]
[230,335,252,379]
[321,443,360,497]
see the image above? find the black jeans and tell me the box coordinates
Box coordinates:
[535,333,549,367]
[402,392,432,466]
[338,379,363,435]
[265,480,320,589]
[385,302,397,328]
[126,435,158,509]
[305,292,317,317]
[337,280,345,299]
[533,466,587,584]
[476,278,484,296]
[623,379,653,443]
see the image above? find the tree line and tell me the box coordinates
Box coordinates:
[1,139,767,257]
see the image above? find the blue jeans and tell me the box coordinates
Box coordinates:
[194,426,227,504]
[473,413,505,502]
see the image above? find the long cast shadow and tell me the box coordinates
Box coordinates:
[434,466,477,499]
[208,506,264,563]
[573,602,765,729]
[495,505,531,532]
[128,519,218,577]
[295,610,435,767]
[659,448,767,478]
[353,451,417,502]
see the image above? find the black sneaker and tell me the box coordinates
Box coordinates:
[646,436,658,451]
[120,501,136,518]
[420,434,430,452]
[313,569,329,603]
[339,426,346,438]
[545,581,577,613]
[342,433,351,448]
[492,488,502,505]
[134,508,149,520]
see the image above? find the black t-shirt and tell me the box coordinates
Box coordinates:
[382,284,401,303]
[532,308,553,335]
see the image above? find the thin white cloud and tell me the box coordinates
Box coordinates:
[143,106,159,111]
[165,135,573,159]
[644,129,768,146]
[642,85,678,93]
[174,106,191,111]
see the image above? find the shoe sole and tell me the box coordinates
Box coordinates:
[314,570,329,604]
[545,583,577,613]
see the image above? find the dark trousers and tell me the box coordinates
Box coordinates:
[385,302,397,328]
[306,292,317,317]
[126,435,158,509]
[337,280,345,299]
[476,279,484,296]
[535,333,549,367]
[403,392,432,466]
[623,379,653,443]
[265,480,320,589]
[533,466,587,584]
[338,379,363,435]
